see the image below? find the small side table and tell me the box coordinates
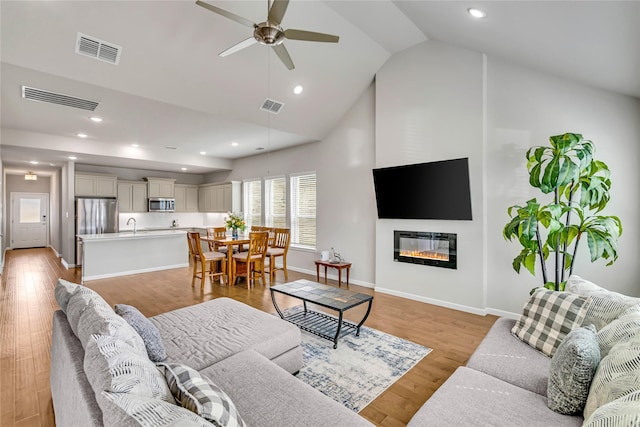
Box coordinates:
[315,260,352,287]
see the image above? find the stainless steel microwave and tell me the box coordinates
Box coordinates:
[148,198,175,212]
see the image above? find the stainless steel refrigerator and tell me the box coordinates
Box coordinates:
[75,198,119,265]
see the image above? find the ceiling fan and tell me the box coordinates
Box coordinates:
[196,0,339,70]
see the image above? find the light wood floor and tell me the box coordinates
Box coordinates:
[0,247,497,427]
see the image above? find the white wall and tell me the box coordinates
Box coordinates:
[374,41,486,312]
[373,40,640,315]
[212,84,377,286]
[486,58,640,314]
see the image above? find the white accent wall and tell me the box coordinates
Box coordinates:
[374,41,486,312]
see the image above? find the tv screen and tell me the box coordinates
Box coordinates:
[373,158,472,220]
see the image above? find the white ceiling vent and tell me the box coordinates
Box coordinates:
[22,86,99,111]
[75,32,122,65]
[260,98,284,114]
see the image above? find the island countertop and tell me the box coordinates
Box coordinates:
[78,229,187,241]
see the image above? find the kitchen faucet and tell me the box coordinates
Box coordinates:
[126,217,137,234]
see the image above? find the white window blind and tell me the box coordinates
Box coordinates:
[265,177,287,228]
[242,179,262,227]
[290,173,316,248]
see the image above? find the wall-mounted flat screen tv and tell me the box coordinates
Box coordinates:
[373,157,472,220]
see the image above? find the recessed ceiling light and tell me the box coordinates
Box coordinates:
[200,151,206,155]
[231,142,239,147]
[293,85,303,95]
[131,143,139,147]
[467,8,486,18]
[77,133,88,138]
[89,116,103,122]
[68,156,78,160]
[30,160,39,164]
[181,167,187,171]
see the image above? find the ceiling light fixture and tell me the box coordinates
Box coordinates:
[68,156,78,160]
[467,8,486,18]
[25,172,37,181]
[77,133,88,138]
[231,142,239,147]
[89,116,103,122]
[30,160,39,164]
[181,167,187,171]
[131,143,139,147]
[200,151,206,155]
[293,85,303,95]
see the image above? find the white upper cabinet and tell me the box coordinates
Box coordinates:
[118,181,148,213]
[145,177,175,198]
[75,174,118,197]
[198,182,240,213]
[175,184,199,212]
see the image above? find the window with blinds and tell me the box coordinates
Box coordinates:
[290,173,316,248]
[242,179,262,227]
[265,177,287,228]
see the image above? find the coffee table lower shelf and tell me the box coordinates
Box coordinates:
[282,309,360,348]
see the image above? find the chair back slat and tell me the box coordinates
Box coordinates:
[272,228,290,251]
[187,232,204,260]
[248,231,269,259]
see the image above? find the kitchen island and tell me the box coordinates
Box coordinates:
[78,229,189,283]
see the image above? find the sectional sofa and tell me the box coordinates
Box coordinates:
[50,279,372,426]
[408,275,640,426]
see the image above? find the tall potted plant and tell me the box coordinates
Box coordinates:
[503,133,622,291]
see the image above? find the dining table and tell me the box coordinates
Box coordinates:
[201,235,250,285]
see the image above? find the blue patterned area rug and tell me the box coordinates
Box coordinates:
[284,308,432,413]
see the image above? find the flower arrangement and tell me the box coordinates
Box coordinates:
[225,212,246,231]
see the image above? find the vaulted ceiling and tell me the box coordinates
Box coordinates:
[2,1,638,176]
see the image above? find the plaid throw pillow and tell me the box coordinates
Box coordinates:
[512,289,592,357]
[159,363,246,427]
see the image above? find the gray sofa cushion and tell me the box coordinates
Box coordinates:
[407,367,583,427]
[466,317,552,396]
[150,298,301,373]
[584,390,640,426]
[200,350,374,427]
[115,304,167,362]
[547,325,600,414]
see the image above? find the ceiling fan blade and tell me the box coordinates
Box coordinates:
[284,29,339,43]
[196,0,255,28]
[219,37,257,57]
[272,44,295,70]
[267,0,289,26]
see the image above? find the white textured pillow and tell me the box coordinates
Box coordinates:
[512,288,591,357]
[103,392,214,427]
[596,310,640,358]
[583,389,640,427]
[583,334,640,420]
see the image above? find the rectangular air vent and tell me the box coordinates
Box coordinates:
[260,98,284,114]
[76,32,122,65]
[22,86,99,111]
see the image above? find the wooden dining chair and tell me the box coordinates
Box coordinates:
[186,232,226,288]
[231,231,269,288]
[251,225,275,246]
[266,228,290,284]
[206,226,228,253]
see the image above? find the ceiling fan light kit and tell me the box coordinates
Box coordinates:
[196,0,339,70]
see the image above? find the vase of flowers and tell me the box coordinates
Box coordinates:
[225,212,246,239]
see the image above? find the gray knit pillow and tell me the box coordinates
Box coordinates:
[548,324,601,414]
[115,304,167,362]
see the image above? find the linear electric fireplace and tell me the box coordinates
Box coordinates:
[394,230,457,269]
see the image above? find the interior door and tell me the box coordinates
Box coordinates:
[11,192,49,249]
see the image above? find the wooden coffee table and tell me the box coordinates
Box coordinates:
[270,279,373,349]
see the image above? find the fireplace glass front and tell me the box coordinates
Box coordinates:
[394,230,457,269]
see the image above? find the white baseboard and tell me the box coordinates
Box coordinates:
[286,265,375,288]
[486,307,520,320]
[375,286,488,316]
[48,245,62,258]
